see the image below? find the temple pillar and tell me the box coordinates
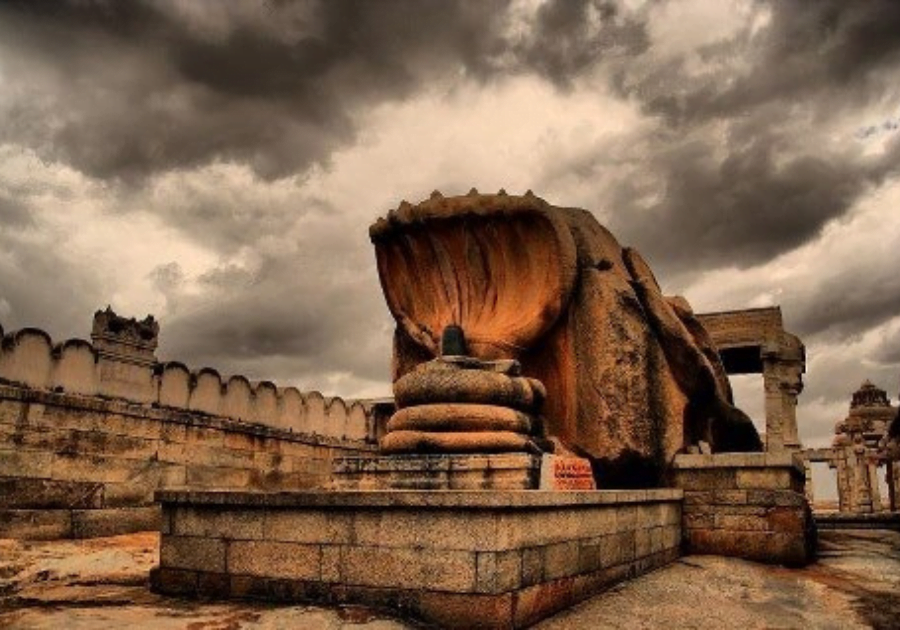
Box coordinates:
[803,461,815,505]
[890,461,900,511]
[781,363,803,450]
[762,365,785,452]
[852,442,873,513]
[761,341,803,453]
[868,462,883,513]
[887,464,895,511]
[833,455,849,512]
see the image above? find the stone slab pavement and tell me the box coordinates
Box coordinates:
[1,529,898,629]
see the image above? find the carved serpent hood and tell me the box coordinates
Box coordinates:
[370,190,578,361]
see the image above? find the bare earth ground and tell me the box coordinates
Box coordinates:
[0,529,898,629]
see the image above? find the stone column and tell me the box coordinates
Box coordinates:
[833,454,850,512]
[883,462,895,512]
[781,363,803,451]
[803,461,815,505]
[761,341,803,453]
[868,462,883,513]
[762,366,786,452]
[890,462,900,511]
[852,442,873,513]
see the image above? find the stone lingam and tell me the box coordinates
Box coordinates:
[384,324,551,455]
[354,189,761,490]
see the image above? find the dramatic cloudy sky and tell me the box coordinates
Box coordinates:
[1,0,899,477]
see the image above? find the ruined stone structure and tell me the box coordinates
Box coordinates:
[90,307,160,403]
[803,380,900,516]
[0,308,381,539]
[696,307,805,452]
[673,452,815,565]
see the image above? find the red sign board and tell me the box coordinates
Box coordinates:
[540,455,596,490]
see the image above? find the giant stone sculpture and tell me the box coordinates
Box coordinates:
[371,190,761,487]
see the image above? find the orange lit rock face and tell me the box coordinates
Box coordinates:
[371,192,762,486]
[370,193,578,361]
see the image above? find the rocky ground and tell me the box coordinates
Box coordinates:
[0,529,898,629]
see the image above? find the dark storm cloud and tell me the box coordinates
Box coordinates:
[621,1,900,126]
[602,126,900,273]
[509,0,649,85]
[790,262,900,342]
[156,236,393,389]
[3,0,897,204]
[0,0,513,182]
[0,224,105,340]
[872,328,900,367]
[539,0,900,277]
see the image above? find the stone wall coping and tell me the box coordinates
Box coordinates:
[0,383,375,453]
[815,512,900,524]
[155,488,683,509]
[673,452,804,472]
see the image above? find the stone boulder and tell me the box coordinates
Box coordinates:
[370,191,761,487]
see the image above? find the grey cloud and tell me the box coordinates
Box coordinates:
[150,262,184,294]
[870,329,900,367]
[603,128,900,274]
[4,0,897,194]
[0,193,35,229]
[538,1,900,278]
[789,271,900,342]
[149,261,185,314]
[507,0,649,86]
[625,1,900,127]
[0,154,104,338]
[0,0,656,184]
[0,226,105,340]
[138,183,337,256]
[157,266,393,391]
[0,0,513,182]
[154,201,393,390]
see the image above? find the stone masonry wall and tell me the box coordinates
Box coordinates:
[152,489,683,629]
[672,453,815,566]
[0,382,377,539]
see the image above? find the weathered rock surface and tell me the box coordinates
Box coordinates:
[541,529,900,630]
[380,351,548,455]
[371,192,761,486]
[393,361,545,412]
[0,533,407,629]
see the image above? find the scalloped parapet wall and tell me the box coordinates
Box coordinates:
[0,325,379,444]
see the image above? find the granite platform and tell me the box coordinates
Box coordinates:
[151,489,683,629]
